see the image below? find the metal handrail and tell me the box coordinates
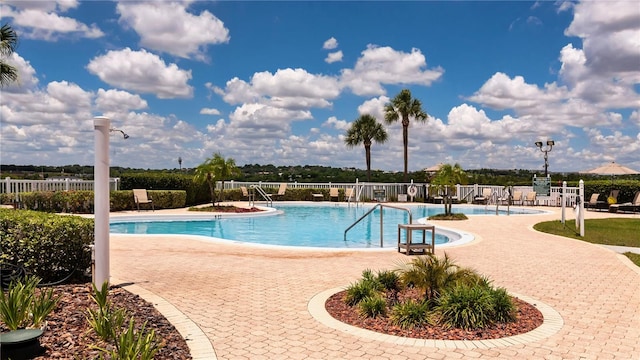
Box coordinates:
[250,185,273,207]
[343,204,412,247]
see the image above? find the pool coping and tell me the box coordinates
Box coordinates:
[308,287,563,349]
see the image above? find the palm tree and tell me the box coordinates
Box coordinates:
[398,253,476,302]
[345,114,388,181]
[194,153,240,206]
[0,23,19,87]
[384,89,427,182]
[431,163,467,216]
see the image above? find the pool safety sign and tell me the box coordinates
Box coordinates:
[533,176,551,196]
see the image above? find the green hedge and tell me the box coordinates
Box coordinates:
[575,180,640,204]
[5,190,187,213]
[0,209,93,283]
[119,173,209,206]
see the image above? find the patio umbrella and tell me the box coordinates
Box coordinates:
[582,161,639,176]
[425,163,444,173]
[581,161,639,189]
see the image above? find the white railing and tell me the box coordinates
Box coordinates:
[223,181,579,207]
[2,177,121,195]
[1,177,579,207]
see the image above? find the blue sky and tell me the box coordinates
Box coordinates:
[1,1,639,174]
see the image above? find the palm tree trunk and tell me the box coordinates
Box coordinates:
[402,119,409,183]
[365,144,372,181]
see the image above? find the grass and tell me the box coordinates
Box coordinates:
[534,218,640,266]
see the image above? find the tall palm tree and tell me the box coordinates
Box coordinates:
[344,114,388,181]
[194,153,240,205]
[431,163,467,216]
[384,89,427,182]
[0,23,19,87]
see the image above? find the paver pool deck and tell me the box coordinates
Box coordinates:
[109,204,640,359]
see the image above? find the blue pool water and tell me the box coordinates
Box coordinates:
[110,204,540,248]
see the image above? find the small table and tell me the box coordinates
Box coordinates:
[398,224,435,255]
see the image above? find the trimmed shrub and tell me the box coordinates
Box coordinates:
[0,209,93,283]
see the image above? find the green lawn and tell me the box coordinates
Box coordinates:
[534,218,640,266]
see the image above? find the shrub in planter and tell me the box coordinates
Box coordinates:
[390,299,431,329]
[0,209,93,283]
[358,294,387,318]
[0,275,60,330]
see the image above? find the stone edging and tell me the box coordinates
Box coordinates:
[111,277,217,360]
[308,287,563,349]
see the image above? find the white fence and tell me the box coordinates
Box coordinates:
[0,177,579,207]
[223,181,579,207]
[2,177,121,196]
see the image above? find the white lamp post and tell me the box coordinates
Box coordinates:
[93,116,111,286]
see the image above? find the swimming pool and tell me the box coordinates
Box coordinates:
[110,204,541,249]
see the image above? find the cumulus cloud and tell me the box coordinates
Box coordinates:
[86,48,193,99]
[2,2,104,40]
[323,37,338,50]
[117,2,230,60]
[323,116,349,131]
[340,45,444,96]
[200,108,221,116]
[95,89,148,112]
[325,51,343,64]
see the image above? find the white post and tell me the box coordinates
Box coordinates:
[578,179,585,237]
[94,116,111,287]
[561,181,566,224]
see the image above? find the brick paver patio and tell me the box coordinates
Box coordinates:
[109,205,640,359]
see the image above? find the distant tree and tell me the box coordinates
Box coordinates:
[0,23,19,87]
[345,114,389,181]
[431,163,467,216]
[194,153,240,205]
[384,89,427,183]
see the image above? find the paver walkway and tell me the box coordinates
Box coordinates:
[109,205,640,359]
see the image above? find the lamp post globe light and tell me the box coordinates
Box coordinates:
[535,140,554,177]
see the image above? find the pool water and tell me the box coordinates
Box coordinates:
[110,204,536,248]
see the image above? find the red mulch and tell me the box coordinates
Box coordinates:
[325,289,544,340]
[0,283,191,359]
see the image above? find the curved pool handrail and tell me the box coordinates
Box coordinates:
[344,204,412,247]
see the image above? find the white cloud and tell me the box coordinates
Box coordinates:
[323,116,349,131]
[200,108,221,116]
[340,45,444,96]
[86,48,193,99]
[95,89,148,112]
[325,51,343,64]
[116,2,230,61]
[2,3,104,40]
[323,37,338,50]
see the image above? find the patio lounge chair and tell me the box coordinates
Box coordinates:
[272,183,287,201]
[240,186,254,203]
[585,193,608,211]
[329,188,339,201]
[523,191,536,206]
[133,189,154,211]
[345,188,356,202]
[473,188,492,204]
[499,190,522,205]
[609,191,640,213]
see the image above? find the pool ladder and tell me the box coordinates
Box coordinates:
[344,204,412,247]
[251,185,273,207]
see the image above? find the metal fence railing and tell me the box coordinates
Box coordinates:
[1,177,579,207]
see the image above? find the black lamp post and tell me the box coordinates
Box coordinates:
[535,140,554,177]
[178,157,182,171]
